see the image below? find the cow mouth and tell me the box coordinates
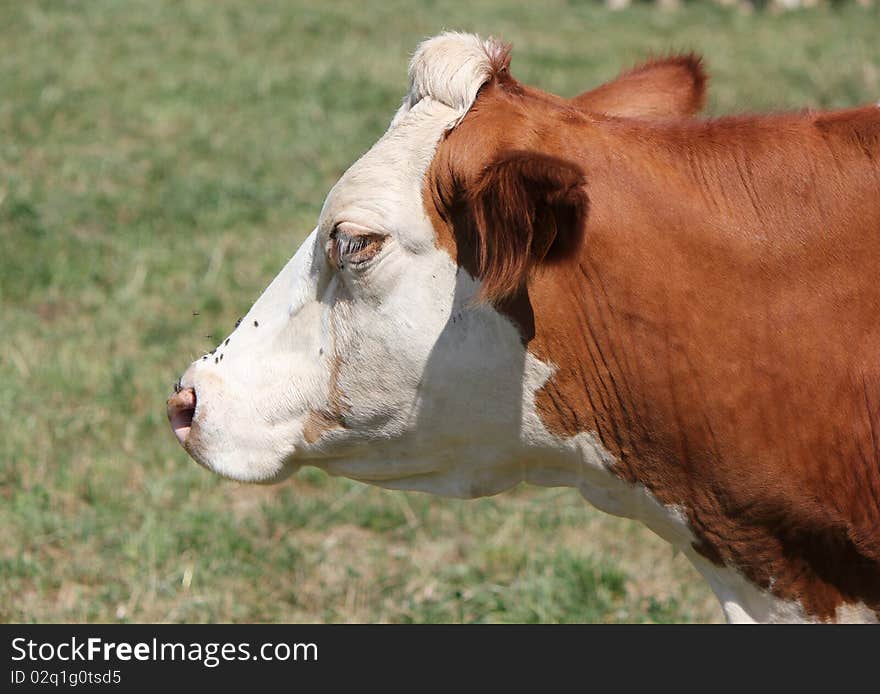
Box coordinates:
[167,387,197,446]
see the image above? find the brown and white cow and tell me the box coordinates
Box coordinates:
[167,33,880,623]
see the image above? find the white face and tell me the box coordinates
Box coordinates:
[170,95,544,496]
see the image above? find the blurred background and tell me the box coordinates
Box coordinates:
[1,0,877,624]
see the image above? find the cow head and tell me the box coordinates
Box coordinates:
[167,33,706,495]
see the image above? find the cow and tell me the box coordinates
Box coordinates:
[167,33,880,623]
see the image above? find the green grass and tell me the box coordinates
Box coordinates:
[1,0,877,623]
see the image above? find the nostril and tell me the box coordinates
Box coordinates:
[167,387,196,446]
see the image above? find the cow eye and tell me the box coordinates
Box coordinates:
[329,223,385,268]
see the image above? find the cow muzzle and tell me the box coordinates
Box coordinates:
[167,386,196,447]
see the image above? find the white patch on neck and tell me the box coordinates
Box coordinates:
[687,556,811,623]
[686,555,878,623]
[515,354,697,549]
[835,602,879,624]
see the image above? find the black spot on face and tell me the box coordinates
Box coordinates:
[254,320,259,327]
[225,338,230,346]
[214,356,219,364]
[220,353,224,361]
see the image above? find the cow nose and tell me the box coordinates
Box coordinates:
[167,387,196,446]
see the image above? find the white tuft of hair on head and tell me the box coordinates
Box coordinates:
[390,31,508,130]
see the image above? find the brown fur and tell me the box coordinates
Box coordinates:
[571,54,707,118]
[466,150,587,301]
[425,62,880,620]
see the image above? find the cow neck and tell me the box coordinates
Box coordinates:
[425,94,880,621]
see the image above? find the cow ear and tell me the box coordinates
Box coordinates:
[571,54,707,118]
[466,150,587,303]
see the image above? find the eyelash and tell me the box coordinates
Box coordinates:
[329,228,383,268]
[335,233,373,257]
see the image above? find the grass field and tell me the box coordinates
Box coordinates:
[2,0,878,623]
